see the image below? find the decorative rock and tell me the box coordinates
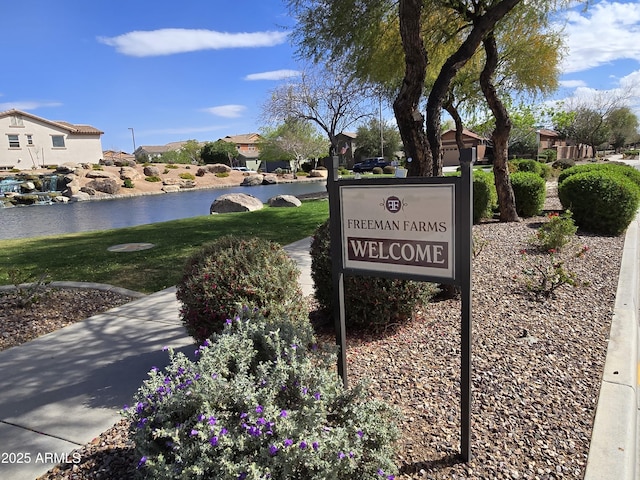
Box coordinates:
[119,167,143,181]
[162,185,181,193]
[55,163,78,174]
[162,178,180,185]
[22,181,36,191]
[51,195,69,203]
[309,169,328,178]
[87,178,120,194]
[268,194,302,207]
[69,192,91,202]
[86,170,117,179]
[210,193,264,214]
[241,174,264,186]
[179,179,196,189]
[143,165,161,177]
[80,186,97,195]
[262,174,278,185]
[207,163,232,174]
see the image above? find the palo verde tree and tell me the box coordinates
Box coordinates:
[258,118,328,175]
[261,61,374,158]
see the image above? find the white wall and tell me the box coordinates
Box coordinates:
[0,114,103,169]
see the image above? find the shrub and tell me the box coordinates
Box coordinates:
[558,163,640,189]
[176,236,309,343]
[508,159,551,179]
[310,220,434,329]
[371,167,383,175]
[510,171,546,217]
[145,176,162,182]
[123,178,135,189]
[531,211,577,251]
[382,165,395,174]
[540,149,557,163]
[215,171,230,178]
[296,171,309,177]
[623,149,639,159]
[166,164,179,169]
[551,158,575,171]
[124,312,399,480]
[473,169,497,223]
[558,170,640,235]
[91,164,104,170]
[179,172,196,180]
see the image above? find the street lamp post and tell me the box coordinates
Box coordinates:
[128,127,136,153]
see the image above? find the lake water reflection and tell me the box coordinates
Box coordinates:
[0,181,327,240]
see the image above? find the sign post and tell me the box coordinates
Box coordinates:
[327,149,474,461]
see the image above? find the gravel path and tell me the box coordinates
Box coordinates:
[30,188,626,479]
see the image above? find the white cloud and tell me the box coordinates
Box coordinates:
[203,105,246,118]
[559,79,587,88]
[98,28,288,57]
[560,1,640,73]
[244,69,301,81]
[0,101,62,111]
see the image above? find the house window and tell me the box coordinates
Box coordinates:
[8,134,20,148]
[10,115,24,127]
[52,135,65,148]
[26,135,33,146]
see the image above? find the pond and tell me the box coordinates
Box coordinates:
[0,181,327,240]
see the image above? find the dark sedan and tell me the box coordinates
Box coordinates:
[352,157,390,172]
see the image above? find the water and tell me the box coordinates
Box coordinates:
[0,181,327,240]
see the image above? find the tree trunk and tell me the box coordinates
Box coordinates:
[479,33,519,222]
[444,100,466,151]
[393,0,431,177]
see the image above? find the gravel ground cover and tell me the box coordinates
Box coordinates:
[3,188,625,479]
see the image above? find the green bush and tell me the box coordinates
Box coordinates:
[371,167,383,175]
[532,211,577,251]
[551,159,575,171]
[123,178,135,189]
[510,171,546,217]
[310,220,434,329]
[215,171,230,178]
[508,159,551,179]
[540,149,557,163]
[558,171,640,235]
[144,176,162,182]
[473,169,497,223]
[124,312,399,480]
[179,172,196,180]
[382,165,395,174]
[558,163,640,189]
[176,236,308,343]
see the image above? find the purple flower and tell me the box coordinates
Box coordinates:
[255,405,263,413]
[302,387,308,395]
[162,346,169,351]
[220,428,228,435]
[349,451,355,458]
[299,441,307,449]
[137,456,147,468]
[226,318,233,325]
[208,416,217,425]
[312,442,319,451]
[190,429,199,437]
[313,392,321,400]
[210,436,219,446]
[238,474,248,480]
[269,445,279,456]
[338,451,346,459]
[357,429,364,438]
[123,404,129,411]
[284,438,293,447]
[280,410,288,418]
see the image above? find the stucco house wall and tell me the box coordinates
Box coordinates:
[0,109,103,170]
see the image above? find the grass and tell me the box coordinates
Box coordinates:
[0,200,329,294]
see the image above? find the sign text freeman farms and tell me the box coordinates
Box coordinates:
[340,184,455,279]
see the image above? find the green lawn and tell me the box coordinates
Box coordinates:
[0,200,329,293]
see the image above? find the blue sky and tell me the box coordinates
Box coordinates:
[1,0,639,153]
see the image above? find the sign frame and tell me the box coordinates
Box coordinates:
[326,149,474,461]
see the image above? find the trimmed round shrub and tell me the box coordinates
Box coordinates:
[551,158,575,171]
[473,169,497,223]
[310,220,434,328]
[125,311,399,480]
[508,159,551,179]
[510,171,546,217]
[180,172,196,180]
[558,171,640,235]
[382,165,395,174]
[371,166,383,175]
[176,235,308,343]
[558,163,640,189]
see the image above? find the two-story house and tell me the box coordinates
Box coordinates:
[0,109,103,170]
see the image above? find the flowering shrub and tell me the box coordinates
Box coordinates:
[124,312,399,479]
[531,211,577,252]
[310,220,435,329]
[518,247,588,299]
[176,236,309,343]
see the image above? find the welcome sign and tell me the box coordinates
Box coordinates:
[340,184,455,280]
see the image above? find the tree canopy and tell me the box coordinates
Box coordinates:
[200,140,239,166]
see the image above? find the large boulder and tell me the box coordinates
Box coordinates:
[268,195,302,208]
[120,166,143,181]
[69,192,91,202]
[309,169,328,178]
[143,165,161,177]
[210,193,264,214]
[162,185,181,193]
[55,163,78,174]
[241,174,264,186]
[262,174,278,185]
[87,178,120,194]
[207,163,232,174]
[85,170,117,179]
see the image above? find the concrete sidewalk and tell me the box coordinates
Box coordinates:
[0,238,313,480]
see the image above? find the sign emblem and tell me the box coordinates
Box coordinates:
[384,196,402,213]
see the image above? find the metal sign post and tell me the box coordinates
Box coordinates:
[327,149,474,461]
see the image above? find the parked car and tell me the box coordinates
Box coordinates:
[232,166,256,173]
[352,157,390,173]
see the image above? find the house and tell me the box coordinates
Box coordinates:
[221,133,262,171]
[0,109,103,170]
[102,150,136,165]
[133,145,173,161]
[536,129,593,160]
[441,129,489,166]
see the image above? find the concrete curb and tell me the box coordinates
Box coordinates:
[0,281,146,299]
[584,211,639,479]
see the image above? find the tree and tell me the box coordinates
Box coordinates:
[200,140,239,166]
[179,139,202,164]
[606,107,639,152]
[261,62,373,158]
[258,119,328,175]
[354,118,402,160]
